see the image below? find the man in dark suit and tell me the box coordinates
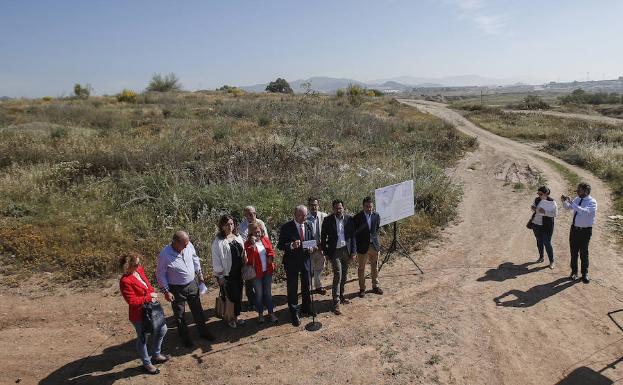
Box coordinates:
[277,205,316,326]
[353,196,383,297]
[320,199,357,315]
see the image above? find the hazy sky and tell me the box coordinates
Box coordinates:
[1,0,622,97]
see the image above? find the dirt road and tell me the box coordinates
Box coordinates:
[1,100,623,385]
[503,109,623,126]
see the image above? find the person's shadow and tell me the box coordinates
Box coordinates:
[38,292,335,384]
[477,261,547,282]
[494,277,577,308]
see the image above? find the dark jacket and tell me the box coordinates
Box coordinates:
[277,220,314,268]
[353,210,381,253]
[320,214,357,259]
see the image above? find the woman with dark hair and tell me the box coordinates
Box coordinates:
[119,253,169,375]
[530,186,558,269]
[211,214,246,328]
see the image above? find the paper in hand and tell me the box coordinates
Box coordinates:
[302,240,317,249]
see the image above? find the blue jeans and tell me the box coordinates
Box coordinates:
[532,225,554,263]
[253,273,274,315]
[132,321,167,366]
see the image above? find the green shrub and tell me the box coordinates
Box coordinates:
[336,88,345,98]
[73,83,92,99]
[117,89,138,103]
[347,84,364,106]
[147,73,182,92]
[42,96,53,102]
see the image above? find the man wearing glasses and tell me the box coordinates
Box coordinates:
[562,182,598,284]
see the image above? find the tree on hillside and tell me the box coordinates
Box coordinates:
[147,73,182,92]
[266,78,293,94]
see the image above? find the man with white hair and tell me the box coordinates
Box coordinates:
[277,205,316,326]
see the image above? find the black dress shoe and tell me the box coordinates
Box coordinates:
[200,331,216,341]
[340,296,350,304]
[569,273,578,281]
[358,290,365,298]
[291,315,301,327]
[372,287,384,295]
[182,338,193,348]
[582,275,590,284]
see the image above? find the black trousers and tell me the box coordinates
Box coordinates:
[285,260,311,316]
[244,279,256,307]
[225,276,243,317]
[168,279,208,341]
[569,226,592,276]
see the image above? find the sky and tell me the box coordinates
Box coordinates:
[1,0,622,97]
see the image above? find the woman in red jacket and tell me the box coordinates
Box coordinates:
[244,221,278,324]
[119,252,170,375]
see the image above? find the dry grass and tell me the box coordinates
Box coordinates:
[0,92,476,284]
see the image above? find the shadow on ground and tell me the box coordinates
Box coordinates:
[477,261,547,282]
[493,277,577,308]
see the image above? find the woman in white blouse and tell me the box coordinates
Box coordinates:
[212,214,246,328]
[530,186,558,269]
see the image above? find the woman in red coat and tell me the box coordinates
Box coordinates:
[119,252,169,375]
[244,221,278,324]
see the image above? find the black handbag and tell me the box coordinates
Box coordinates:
[142,301,166,335]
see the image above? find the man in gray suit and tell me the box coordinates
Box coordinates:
[307,197,328,295]
[353,196,383,297]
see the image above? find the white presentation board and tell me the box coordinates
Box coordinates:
[375,180,415,226]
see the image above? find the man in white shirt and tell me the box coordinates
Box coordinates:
[307,197,328,295]
[562,182,597,284]
[320,199,357,315]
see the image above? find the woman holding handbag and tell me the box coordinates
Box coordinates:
[244,221,278,324]
[212,214,246,328]
[119,252,170,375]
[529,186,558,269]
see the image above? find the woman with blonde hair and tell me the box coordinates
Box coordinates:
[244,221,278,324]
[119,252,169,375]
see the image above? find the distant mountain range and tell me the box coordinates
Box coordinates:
[240,75,534,94]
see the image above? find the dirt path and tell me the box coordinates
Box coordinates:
[2,100,623,385]
[503,109,623,125]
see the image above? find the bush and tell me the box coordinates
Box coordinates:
[560,89,622,105]
[347,84,364,106]
[73,83,92,99]
[507,95,550,110]
[265,78,293,94]
[42,96,53,102]
[147,73,182,92]
[116,89,138,103]
[336,89,345,98]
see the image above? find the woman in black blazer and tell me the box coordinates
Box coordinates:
[530,186,558,269]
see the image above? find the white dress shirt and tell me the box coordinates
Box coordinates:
[563,195,597,228]
[335,216,346,248]
[255,241,268,272]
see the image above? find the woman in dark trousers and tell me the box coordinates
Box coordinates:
[530,186,558,269]
[119,252,170,374]
[212,214,246,328]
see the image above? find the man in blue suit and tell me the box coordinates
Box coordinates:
[278,205,316,326]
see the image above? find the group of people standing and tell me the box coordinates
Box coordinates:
[529,182,597,283]
[119,196,385,374]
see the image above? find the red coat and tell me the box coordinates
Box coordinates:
[119,266,155,322]
[244,236,276,279]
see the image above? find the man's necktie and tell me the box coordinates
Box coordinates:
[573,198,584,226]
[299,224,304,241]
